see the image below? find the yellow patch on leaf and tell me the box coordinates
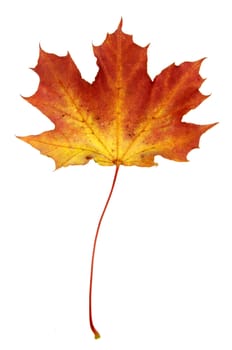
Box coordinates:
[18,21,216,168]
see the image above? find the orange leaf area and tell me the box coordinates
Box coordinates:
[18,21,216,168]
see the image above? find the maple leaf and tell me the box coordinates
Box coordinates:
[18,22,215,168]
[18,20,216,339]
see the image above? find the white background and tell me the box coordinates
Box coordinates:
[0,0,231,349]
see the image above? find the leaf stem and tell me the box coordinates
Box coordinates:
[89,164,120,339]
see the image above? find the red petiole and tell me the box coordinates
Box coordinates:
[89,165,120,339]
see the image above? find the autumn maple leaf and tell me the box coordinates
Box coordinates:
[18,20,216,339]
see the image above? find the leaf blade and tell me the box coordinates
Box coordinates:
[19,22,216,168]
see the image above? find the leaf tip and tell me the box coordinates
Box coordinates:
[118,17,123,31]
[38,43,47,59]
